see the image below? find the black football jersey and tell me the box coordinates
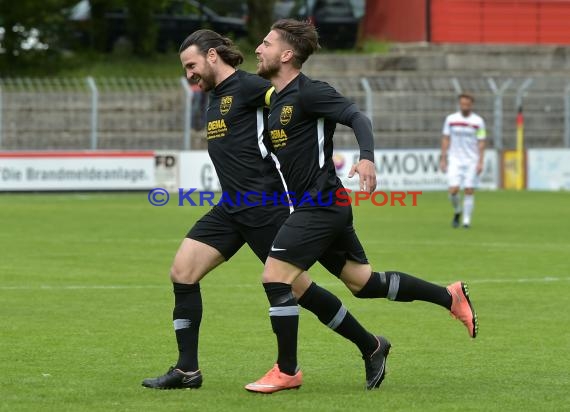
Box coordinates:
[266,73,364,206]
[205,70,282,217]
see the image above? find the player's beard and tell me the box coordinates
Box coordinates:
[461,109,471,117]
[257,56,280,79]
[192,65,216,92]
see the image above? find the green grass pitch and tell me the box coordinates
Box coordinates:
[1,191,569,411]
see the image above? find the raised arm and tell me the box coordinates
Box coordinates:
[345,110,376,193]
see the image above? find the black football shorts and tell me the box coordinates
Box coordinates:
[186,205,290,262]
[267,204,369,276]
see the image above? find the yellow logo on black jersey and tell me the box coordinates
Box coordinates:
[280,105,293,125]
[207,118,228,139]
[270,129,288,149]
[220,96,233,116]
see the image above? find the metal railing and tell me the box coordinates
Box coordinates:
[322,74,570,150]
[0,75,569,151]
[0,77,191,150]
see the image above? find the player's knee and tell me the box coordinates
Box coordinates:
[261,269,278,284]
[291,273,312,299]
[170,262,201,284]
[339,262,372,295]
[465,188,475,195]
[169,264,185,283]
[339,274,366,295]
[261,262,298,284]
[345,281,362,295]
[291,283,306,299]
[449,187,460,195]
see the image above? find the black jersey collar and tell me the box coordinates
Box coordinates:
[213,70,239,94]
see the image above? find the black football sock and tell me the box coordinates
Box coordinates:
[355,271,452,310]
[298,282,378,357]
[263,282,299,376]
[172,282,202,372]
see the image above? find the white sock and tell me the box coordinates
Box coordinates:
[449,193,461,213]
[463,194,474,225]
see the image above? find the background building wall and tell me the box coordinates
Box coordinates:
[363,0,570,44]
[431,0,570,44]
[363,0,428,42]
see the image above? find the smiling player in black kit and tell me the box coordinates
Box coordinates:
[244,20,479,393]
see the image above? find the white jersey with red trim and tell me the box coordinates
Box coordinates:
[442,112,486,164]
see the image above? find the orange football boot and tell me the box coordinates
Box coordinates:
[447,281,478,338]
[245,364,302,394]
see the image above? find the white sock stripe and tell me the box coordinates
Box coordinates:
[173,319,191,330]
[327,305,348,330]
[269,306,299,317]
[387,273,400,301]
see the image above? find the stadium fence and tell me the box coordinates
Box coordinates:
[1,75,569,151]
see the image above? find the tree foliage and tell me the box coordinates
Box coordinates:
[87,0,121,52]
[125,0,170,57]
[0,0,76,66]
[246,0,276,46]
[0,0,275,72]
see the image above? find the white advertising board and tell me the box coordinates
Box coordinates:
[154,151,180,192]
[178,151,221,192]
[333,149,499,191]
[175,149,499,193]
[0,151,155,191]
[527,149,570,190]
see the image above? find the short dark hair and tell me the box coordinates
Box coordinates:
[459,92,475,102]
[271,19,320,69]
[179,29,244,68]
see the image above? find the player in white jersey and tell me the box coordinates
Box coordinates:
[439,93,486,228]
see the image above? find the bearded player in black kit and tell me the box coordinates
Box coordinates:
[245,20,478,393]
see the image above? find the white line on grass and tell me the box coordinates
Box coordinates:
[364,239,570,250]
[1,277,569,291]
[1,237,565,250]
[0,285,164,290]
